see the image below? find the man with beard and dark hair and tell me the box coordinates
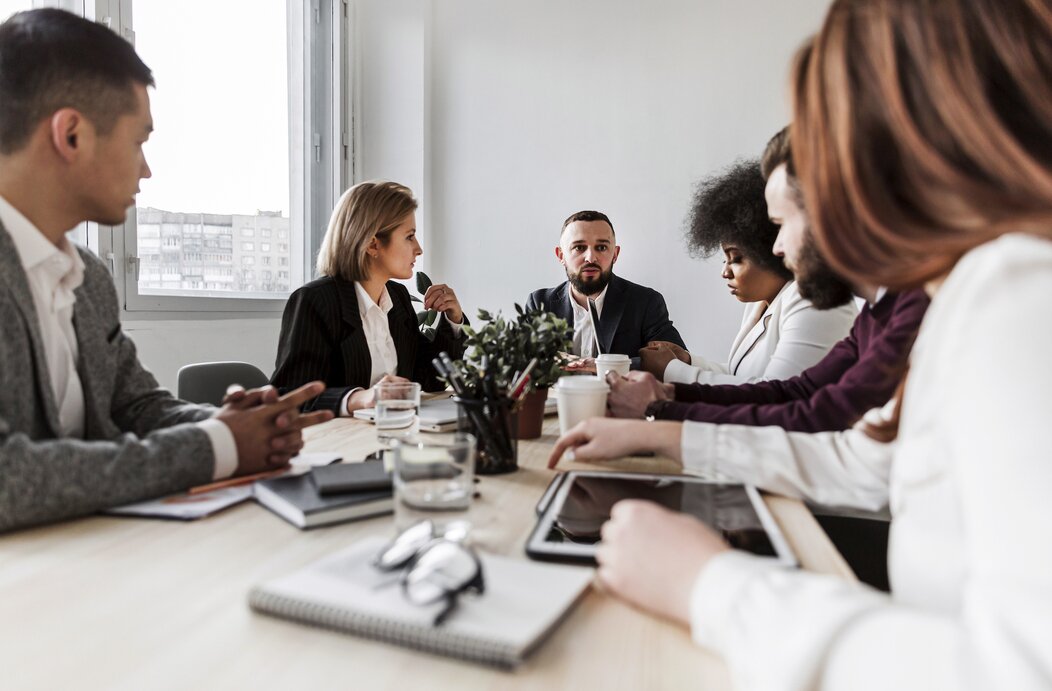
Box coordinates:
[525,210,685,366]
[606,126,929,435]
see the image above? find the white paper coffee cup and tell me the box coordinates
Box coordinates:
[555,375,609,436]
[595,353,631,381]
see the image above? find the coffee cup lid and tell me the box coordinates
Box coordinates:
[557,375,610,391]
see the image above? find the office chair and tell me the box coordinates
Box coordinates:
[176,361,271,406]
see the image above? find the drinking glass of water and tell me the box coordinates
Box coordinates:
[390,432,476,534]
[375,381,422,444]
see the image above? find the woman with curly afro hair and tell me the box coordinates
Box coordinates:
[640,141,856,385]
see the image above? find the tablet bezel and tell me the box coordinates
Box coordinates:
[524,470,797,568]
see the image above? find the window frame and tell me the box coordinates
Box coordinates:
[92,0,351,317]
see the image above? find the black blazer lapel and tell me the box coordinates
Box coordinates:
[334,278,373,385]
[597,275,627,354]
[386,283,417,379]
[0,222,61,436]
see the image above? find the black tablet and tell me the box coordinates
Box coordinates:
[525,471,797,567]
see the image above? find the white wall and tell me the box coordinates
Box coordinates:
[131,0,830,389]
[358,0,829,358]
[125,320,281,392]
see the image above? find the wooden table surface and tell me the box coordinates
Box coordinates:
[0,416,852,691]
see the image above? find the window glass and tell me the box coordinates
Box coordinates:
[133,0,293,299]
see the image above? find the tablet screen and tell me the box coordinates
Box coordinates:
[544,475,778,557]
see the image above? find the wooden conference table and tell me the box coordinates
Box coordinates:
[0,416,852,690]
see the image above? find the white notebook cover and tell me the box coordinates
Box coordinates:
[249,536,594,668]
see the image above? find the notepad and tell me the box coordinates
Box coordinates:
[248,536,594,668]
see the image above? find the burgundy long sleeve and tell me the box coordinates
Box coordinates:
[655,290,929,432]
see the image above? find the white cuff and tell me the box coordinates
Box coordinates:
[339,388,364,417]
[198,418,238,480]
[688,550,784,654]
[680,421,720,478]
[664,358,702,384]
[441,311,463,336]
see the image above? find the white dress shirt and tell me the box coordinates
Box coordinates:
[355,281,400,387]
[570,285,609,357]
[663,280,857,385]
[0,195,236,480]
[339,281,462,415]
[677,234,1052,689]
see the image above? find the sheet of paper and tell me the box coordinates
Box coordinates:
[105,486,253,520]
[291,452,343,467]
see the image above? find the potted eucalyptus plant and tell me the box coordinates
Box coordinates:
[458,303,572,440]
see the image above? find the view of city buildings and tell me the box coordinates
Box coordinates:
[136,208,292,296]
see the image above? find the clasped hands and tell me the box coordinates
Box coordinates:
[215,381,334,476]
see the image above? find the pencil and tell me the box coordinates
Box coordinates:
[187,467,289,495]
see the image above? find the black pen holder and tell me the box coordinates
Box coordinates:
[453,396,518,475]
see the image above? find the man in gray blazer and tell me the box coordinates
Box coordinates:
[526,210,686,368]
[0,9,332,533]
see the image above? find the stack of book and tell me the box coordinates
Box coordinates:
[253,460,393,529]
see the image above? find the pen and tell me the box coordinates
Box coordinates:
[187,467,288,495]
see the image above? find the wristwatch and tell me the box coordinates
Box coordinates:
[644,398,672,421]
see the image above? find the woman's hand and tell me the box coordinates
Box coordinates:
[639,342,691,379]
[423,283,464,325]
[597,500,730,626]
[345,374,411,414]
[547,417,683,468]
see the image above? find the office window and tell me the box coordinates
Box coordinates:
[261,242,270,252]
[115,0,348,311]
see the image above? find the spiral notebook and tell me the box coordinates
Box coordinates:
[248,536,594,669]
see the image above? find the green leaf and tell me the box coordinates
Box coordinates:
[416,271,433,294]
[416,310,428,326]
[425,309,438,326]
[409,295,423,304]
[422,326,437,342]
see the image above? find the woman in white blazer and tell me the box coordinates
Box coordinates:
[644,157,855,386]
[549,1,1052,687]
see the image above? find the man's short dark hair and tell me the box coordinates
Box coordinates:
[685,158,793,281]
[761,126,791,180]
[561,210,615,236]
[0,8,154,154]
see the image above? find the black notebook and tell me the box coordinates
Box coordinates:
[253,472,393,529]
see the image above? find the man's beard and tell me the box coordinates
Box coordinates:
[792,231,855,310]
[567,263,613,296]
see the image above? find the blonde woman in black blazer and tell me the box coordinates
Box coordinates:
[271,181,466,414]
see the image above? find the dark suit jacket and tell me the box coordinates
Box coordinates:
[270,276,466,413]
[0,222,216,533]
[652,289,929,431]
[525,274,686,367]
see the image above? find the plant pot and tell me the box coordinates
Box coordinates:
[515,388,548,440]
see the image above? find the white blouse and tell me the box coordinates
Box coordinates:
[664,280,856,385]
[677,234,1052,689]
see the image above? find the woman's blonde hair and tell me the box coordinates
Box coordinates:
[316,180,418,282]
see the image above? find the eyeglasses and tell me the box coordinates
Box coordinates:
[374,520,485,626]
